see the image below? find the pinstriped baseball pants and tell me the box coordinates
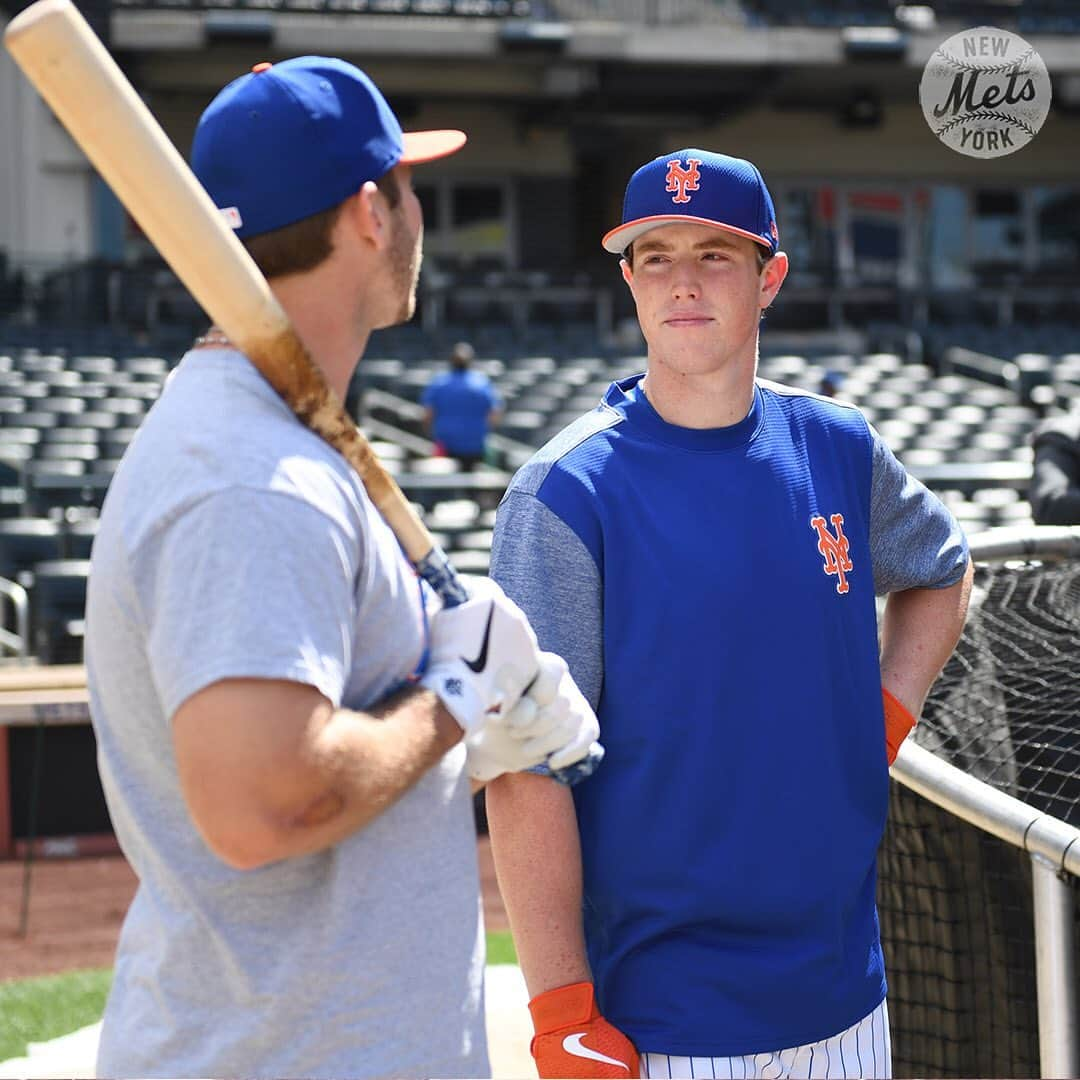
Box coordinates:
[640,999,891,1080]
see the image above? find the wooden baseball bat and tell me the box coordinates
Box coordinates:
[3,0,601,784]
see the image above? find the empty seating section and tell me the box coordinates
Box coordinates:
[740,0,1080,31]
[742,0,894,27]
[756,352,1038,533]
[94,0,1080,31]
[110,0,536,14]
[0,324,1067,663]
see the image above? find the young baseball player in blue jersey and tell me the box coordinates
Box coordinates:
[487,149,974,1079]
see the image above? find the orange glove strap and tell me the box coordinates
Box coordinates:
[883,687,916,765]
[529,981,599,1033]
[528,982,639,1078]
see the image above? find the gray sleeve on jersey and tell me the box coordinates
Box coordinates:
[489,489,604,712]
[869,426,970,596]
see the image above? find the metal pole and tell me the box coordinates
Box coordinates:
[18,717,46,937]
[1032,853,1079,1079]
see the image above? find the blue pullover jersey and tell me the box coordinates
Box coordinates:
[491,374,969,1057]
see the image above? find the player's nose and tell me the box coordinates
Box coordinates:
[670,275,701,300]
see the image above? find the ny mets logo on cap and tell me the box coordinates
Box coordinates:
[665,157,701,204]
[601,148,780,256]
[811,513,852,594]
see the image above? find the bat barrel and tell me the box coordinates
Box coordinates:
[3,0,289,355]
[3,0,600,789]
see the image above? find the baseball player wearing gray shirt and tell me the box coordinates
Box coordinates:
[87,57,598,1079]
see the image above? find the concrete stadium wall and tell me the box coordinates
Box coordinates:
[0,24,95,274]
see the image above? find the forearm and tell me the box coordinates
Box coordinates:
[281,686,464,854]
[485,771,591,997]
[177,681,464,870]
[879,557,974,714]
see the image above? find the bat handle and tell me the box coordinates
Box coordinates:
[416,545,471,607]
[415,545,603,787]
[527,742,605,786]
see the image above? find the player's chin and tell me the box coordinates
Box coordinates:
[375,293,418,331]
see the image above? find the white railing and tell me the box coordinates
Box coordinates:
[0,576,29,659]
[892,742,1078,1077]
[890,525,1080,1079]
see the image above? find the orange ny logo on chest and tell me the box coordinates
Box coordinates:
[810,513,853,594]
[665,157,701,204]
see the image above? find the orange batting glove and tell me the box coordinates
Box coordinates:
[529,981,639,1078]
[883,687,916,765]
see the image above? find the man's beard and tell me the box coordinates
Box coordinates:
[386,213,422,327]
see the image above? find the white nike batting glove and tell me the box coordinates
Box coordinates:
[420,576,541,735]
[465,652,600,782]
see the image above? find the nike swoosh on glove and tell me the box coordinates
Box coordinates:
[465,652,600,782]
[419,576,540,735]
[529,981,639,1079]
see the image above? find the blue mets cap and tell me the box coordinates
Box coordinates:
[601,149,779,256]
[192,56,466,239]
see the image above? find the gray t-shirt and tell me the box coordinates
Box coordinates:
[86,348,487,1079]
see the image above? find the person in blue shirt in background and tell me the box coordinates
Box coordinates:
[422,341,503,469]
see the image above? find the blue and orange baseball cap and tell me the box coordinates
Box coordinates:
[601,149,779,256]
[192,56,466,239]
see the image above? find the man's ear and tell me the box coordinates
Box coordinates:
[620,257,634,292]
[347,180,390,250]
[760,251,789,310]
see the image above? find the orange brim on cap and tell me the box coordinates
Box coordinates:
[400,129,467,165]
[602,215,773,254]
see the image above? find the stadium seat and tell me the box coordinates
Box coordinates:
[43,425,100,444]
[30,558,89,664]
[898,447,946,469]
[428,498,480,526]
[453,528,495,553]
[448,548,490,575]
[120,356,169,380]
[0,518,65,586]
[64,383,110,403]
[26,472,111,516]
[499,409,548,443]
[70,355,117,378]
[37,395,87,420]
[411,456,461,476]
[24,458,86,479]
[101,397,147,421]
[0,445,32,486]
[37,442,101,464]
[64,517,99,560]
[68,409,120,431]
[15,353,65,375]
[102,428,139,457]
[0,487,27,518]
[0,393,27,420]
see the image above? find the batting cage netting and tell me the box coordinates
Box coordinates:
[877,526,1080,1079]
